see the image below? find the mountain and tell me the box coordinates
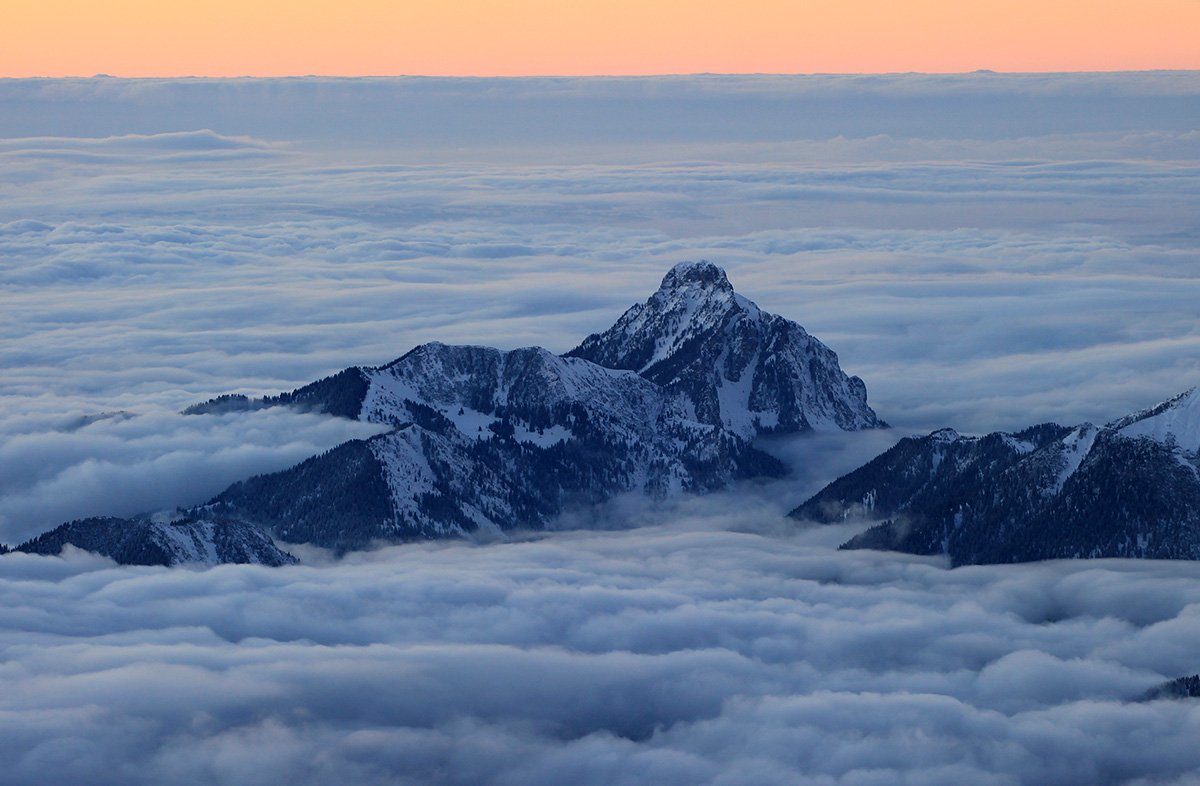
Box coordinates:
[792,388,1200,565]
[18,262,883,561]
[165,262,882,552]
[16,515,298,567]
[184,261,885,440]
[204,343,784,551]
[567,261,885,438]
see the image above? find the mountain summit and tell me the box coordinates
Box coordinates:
[568,261,884,438]
[190,262,885,550]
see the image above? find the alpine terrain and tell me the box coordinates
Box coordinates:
[13,262,884,561]
[17,515,297,567]
[792,388,1200,565]
[568,261,884,437]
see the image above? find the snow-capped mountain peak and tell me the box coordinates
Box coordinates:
[122,261,881,556]
[568,260,884,437]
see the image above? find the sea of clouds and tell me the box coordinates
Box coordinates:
[5,502,1200,785]
[2,73,1200,783]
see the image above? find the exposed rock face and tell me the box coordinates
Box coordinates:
[792,389,1200,565]
[17,515,298,567]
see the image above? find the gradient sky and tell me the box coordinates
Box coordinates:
[5,0,1199,77]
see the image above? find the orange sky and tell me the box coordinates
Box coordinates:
[4,0,1199,77]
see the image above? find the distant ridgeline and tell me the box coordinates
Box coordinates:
[793,388,1200,566]
[13,262,885,565]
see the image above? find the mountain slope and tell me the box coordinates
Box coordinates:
[208,344,783,551]
[17,515,298,567]
[792,389,1200,565]
[567,261,885,438]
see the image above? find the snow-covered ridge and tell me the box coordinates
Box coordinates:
[16,515,297,567]
[1113,387,1200,453]
[793,388,1200,566]
[1053,423,1098,493]
[363,343,674,445]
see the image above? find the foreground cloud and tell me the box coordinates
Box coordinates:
[3,511,1200,785]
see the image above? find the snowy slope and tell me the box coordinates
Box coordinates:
[1112,387,1200,453]
[17,515,297,567]
[208,343,784,551]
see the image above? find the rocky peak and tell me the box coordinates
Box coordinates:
[658,260,735,296]
[568,262,884,438]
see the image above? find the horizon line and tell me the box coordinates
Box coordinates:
[6,69,1200,80]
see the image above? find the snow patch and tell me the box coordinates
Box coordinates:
[1053,424,1098,493]
[1002,434,1037,454]
[150,519,218,565]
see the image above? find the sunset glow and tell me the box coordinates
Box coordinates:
[5,0,1199,77]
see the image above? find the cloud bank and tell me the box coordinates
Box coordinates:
[4,516,1200,785]
[2,74,1198,158]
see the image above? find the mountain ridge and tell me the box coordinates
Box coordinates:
[16,262,881,562]
[793,388,1200,565]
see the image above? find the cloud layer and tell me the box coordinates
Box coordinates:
[2,74,1200,783]
[3,74,1199,157]
[2,76,1199,540]
[4,514,1200,785]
